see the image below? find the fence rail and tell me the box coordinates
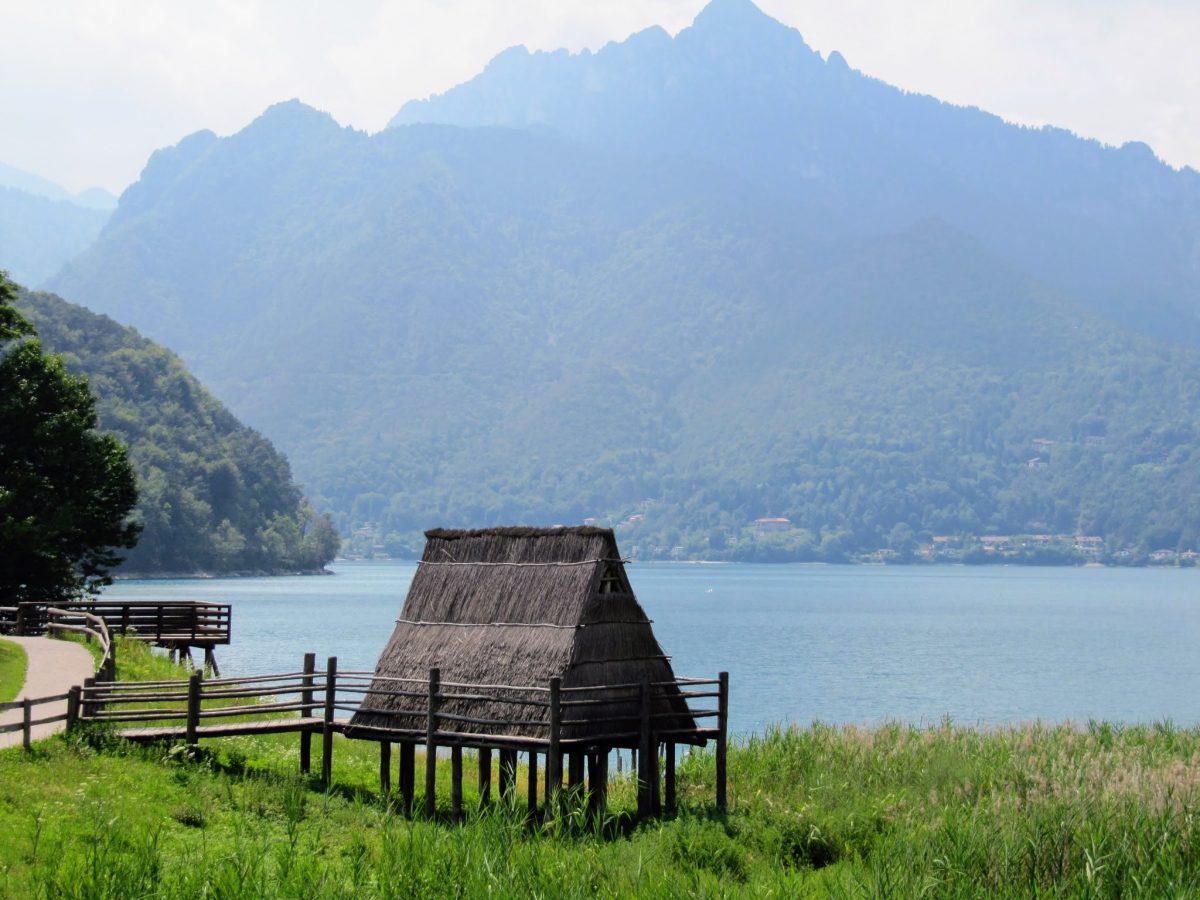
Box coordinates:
[0,693,73,751]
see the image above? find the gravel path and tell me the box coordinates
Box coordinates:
[0,637,95,749]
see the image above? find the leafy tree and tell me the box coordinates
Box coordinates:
[0,272,140,601]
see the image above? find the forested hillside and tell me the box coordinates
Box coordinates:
[14,287,339,574]
[42,1,1200,561]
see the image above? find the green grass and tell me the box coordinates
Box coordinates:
[0,639,28,704]
[3,648,1200,896]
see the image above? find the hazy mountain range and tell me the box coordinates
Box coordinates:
[0,163,115,286]
[32,0,1200,559]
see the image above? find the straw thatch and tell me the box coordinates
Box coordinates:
[349,526,696,745]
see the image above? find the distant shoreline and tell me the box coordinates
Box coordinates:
[112,566,334,581]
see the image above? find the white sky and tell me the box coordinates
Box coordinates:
[2,0,1197,195]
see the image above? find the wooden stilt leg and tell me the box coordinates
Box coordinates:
[568,751,584,794]
[400,743,415,816]
[664,742,676,814]
[451,746,464,823]
[588,747,608,821]
[380,741,392,794]
[478,748,492,808]
[499,749,516,802]
[527,752,539,817]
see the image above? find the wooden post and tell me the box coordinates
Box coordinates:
[299,652,316,774]
[22,698,32,751]
[380,741,392,794]
[665,742,677,814]
[527,751,538,817]
[15,603,26,636]
[400,743,415,816]
[568,751,585,794]
[588,747,608,819]
[66,686,80,731]
[424,667,440,819]
[108,638,118,680]
[321,656,337,787]
[545,677,562,817]
[637,680,653,819]
[121,604,130,634]
[478,748,492,808]
[82,676,95,719]
[185,671,202,747]
[499,749,516,801]
[451,746,464,823]
[716,671,729,813]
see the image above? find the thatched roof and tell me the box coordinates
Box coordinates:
[349,526,696,745]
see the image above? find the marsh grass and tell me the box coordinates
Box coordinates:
[2,651,1199,896]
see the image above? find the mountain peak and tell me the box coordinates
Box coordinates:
[249,99,339,132]
[691,0,778,31]
[681,0,817,62]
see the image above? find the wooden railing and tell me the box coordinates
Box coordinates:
[75,657,730,819]
[46,606,115,681]
[0,600,231,648]
[0,691,76,751]
[0,607,113,749]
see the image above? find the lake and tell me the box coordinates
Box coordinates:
[101,562,1200,735]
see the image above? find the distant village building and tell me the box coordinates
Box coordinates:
[753,517,792,533]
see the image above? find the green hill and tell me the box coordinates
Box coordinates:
[14,287,339,574]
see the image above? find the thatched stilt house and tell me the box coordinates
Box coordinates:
[351,526,695,741]
[347,526,726,818]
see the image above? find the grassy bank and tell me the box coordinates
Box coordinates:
[1,644,1198,897]
[0,639,27,704]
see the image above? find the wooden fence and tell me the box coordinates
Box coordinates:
[76,655,729,820]
[0,691,75,751]
[0,606,112,748]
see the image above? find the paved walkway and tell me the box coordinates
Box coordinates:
[0,637,95,749]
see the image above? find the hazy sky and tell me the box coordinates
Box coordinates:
[2,0,1197,195]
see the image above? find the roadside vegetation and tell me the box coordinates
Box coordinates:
[1,641,1198,897]
[0,639,27,704]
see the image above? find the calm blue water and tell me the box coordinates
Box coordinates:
[101,562,1200,735]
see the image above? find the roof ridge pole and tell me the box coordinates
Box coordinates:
[545,677,562,822]
[424,667,440,819]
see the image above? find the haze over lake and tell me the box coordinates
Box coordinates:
[102,562,1200,735]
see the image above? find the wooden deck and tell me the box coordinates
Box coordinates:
[1,600,231,647]
[118,717,326,742]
